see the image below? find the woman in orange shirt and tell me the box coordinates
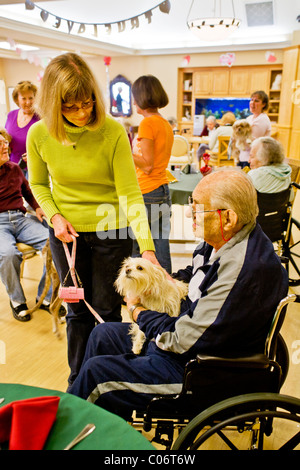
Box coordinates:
[132,75,174,273]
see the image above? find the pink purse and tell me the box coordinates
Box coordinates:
[58,286,84,303]
[59,236,104,324]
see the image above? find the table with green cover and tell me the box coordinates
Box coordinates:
[0,383,155,450]
[169,172,202,205]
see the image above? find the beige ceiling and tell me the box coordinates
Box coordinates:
[0,0,299,58]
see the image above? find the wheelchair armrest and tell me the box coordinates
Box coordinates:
[196,353,270,369]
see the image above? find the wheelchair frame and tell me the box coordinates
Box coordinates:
[131,294,298,450]
[256,182,300,288]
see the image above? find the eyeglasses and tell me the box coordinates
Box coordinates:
[0,140,9,148]
[62,100,95,114]
[188,196,226,214]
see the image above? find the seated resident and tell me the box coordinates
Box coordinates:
[248,137,291,193]
[68,169,288,419]
[196,116,219,161]
[0,128,60,321]
[208,112,235,155]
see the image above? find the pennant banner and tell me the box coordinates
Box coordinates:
[24,0,171,37]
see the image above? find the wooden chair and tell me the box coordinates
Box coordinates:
[16,242,39,278]
[215,135,235,166]
[168,135,194,168]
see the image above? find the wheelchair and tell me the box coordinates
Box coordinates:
[256,182,300,289]
[131,294,300,450]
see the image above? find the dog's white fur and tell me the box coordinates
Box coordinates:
[231,119,253,161]
[115,257,189,354]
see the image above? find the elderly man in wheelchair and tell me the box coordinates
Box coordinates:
[68,169,300,449]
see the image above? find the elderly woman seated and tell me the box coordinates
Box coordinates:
[248,137,291,193]
[196,115,219,161]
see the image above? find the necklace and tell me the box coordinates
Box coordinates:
[72,131,86,150]
[18,110,33,128]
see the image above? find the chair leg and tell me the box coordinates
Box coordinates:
[20,259,25,278]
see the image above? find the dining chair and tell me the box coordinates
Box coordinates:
[16,242,39,279]
[215,135,235,167]
[168,135,194,168]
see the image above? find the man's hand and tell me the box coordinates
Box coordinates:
[35,207,46,223]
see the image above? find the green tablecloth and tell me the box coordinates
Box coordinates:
[0,383,155,450]
[169,172,203,205]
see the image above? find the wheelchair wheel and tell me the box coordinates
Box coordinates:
[286,218,300,287]
[275,333,289,387]
[172,393,300,450]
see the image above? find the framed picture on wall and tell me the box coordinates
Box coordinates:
[110,75,132,117]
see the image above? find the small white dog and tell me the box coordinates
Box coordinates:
[115,257,189,354]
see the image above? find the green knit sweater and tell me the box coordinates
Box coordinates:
[27,116,155,253]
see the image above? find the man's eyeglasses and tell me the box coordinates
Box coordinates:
[62,100,95,114]
[188,196,226,214]
[0,140,9,149]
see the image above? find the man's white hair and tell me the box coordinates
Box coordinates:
[197,169,258,226]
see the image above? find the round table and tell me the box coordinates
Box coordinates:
[169,172,203,205]
[0,383,155,450]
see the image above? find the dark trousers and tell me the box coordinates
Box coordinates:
[132,184,172,274]
[49,227,132,386]
[68,322,184,420]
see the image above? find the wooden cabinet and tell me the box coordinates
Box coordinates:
[212,70,229,95]
[178,70,194,134]
[194,69,229,96]
[229,69,249,95]
[248,69,269,94]
[177,64,282,134]
[193,70,211,95]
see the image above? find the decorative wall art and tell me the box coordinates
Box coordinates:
[24,0,171,37]
[110,75,132,117]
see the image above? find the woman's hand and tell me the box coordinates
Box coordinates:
[141,250,160,266]
[142,250,174,281]
[51,213,78,243]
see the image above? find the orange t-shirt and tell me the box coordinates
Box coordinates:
[135,115,174,194]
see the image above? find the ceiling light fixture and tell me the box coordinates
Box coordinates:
[187,0,241,41]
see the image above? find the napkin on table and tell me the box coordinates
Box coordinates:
[0,396,60,450]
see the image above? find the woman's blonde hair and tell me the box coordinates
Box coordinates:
[12,81,38,106]
[220,112,236,126]
[35,53,106,144]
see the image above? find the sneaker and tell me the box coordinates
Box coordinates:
[10,301,31,322]
[36,299,67,318]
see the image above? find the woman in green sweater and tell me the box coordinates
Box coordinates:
[27,53,157,387]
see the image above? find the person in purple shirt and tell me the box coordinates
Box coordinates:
[0,128,65,322]
[5,81,39,176]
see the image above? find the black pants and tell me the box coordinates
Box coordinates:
[49,227,132,386]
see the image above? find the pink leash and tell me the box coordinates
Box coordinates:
[60,236,104,324]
